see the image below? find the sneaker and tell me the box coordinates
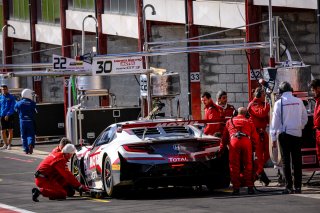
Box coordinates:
[6,145,11,150]
[0,145,7,150]
[32,188,41,202]
[295,188,302,194]
[232,189,240,195]
[248,187,255,195]
[282,188,294,194]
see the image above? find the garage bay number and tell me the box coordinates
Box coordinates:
[190,72,200,82]
[96,60,112,74]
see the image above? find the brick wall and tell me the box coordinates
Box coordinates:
[199,27,249,114]
[261,11,320,79]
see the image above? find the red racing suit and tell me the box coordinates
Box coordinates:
[49,146,75,196]
[35,152,81,199]
[204,100,225,136]
[218,103,235,118]
[314,97,320,163]
[221,115,259,189]
[51,146,62,153]
[247,98,270,176]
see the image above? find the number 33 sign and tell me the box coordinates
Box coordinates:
[190,72,200,82]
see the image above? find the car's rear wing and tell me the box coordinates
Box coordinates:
[120,119,226,130]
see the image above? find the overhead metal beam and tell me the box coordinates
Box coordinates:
[94,41,270,59]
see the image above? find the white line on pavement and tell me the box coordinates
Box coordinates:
[293,194,320,200]
[0,203,35,213]
[0,147,49,159]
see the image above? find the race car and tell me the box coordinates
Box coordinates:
[71,119,230,197]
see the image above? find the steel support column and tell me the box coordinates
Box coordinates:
[2,0,13,68]
[60,0,73,117]
[96,0,109,106]
[245,0,261,100]
[186,0,201,119]
[137,0,144,52]
[30,0,42,102]
[96,0,107,55]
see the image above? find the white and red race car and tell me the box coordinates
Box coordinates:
[71,119,230,197]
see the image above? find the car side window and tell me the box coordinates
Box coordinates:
[95,126,116,147]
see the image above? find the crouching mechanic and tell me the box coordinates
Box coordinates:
[32,144,90,202]
[220,107,259,195]
[52,137,71,153]
[51,137,75,197]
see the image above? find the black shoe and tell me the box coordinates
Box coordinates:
[295,188,302,194]
[260,171,270,186]
[29,145,34,155]
[32,188,40,202]
[232,189,240,195]
[282,188,294,194]
[248,187,255,195]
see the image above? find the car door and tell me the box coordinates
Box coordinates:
[85,127,116,188]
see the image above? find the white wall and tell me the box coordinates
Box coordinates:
[102,14,138,38]
[193,1,245,29]
[7,20,31,41]
[66,10,96,33]
[253,0,317,9]
[35,24,62,45]
[144,0,185,24]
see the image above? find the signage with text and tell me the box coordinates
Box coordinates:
[92,56,143,76]
[52,55,92,71]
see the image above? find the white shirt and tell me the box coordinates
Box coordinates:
[270,92,308,141]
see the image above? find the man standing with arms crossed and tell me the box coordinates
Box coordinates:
[270,81,308,194]
[0,85,16,150]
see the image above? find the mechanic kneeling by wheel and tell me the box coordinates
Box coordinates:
[32,144,90,202]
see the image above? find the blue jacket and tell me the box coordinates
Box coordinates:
[14,98,37,121]
[0,93,16,117]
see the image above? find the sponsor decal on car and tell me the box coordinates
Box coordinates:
[167,155,189,163]
[89,151,100,170]
[156,121,199,127]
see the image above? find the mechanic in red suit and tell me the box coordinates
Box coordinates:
[310,79,320,163]
[51,137,71,153]
[216,90,235,118]
[32,144,89,202]
[50,137,76,197]
[220,107,259,195]
[201,92,225,137]
[247,86,271,186]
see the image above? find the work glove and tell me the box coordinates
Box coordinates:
[213,132,222,138]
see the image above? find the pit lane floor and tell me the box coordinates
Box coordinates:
[0,141,320,213]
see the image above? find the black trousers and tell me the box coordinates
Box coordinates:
[278,133,302,189]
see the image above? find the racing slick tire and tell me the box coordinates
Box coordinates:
[71,155,85,185]
[102,155,121,198]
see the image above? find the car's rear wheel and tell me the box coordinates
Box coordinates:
[102,156,120,197]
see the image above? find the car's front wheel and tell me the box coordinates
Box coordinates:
[71,154,84,184]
